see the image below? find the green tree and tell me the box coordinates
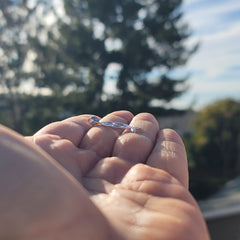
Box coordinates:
[31,0,195,116]
[0,0,43,132]
[187,99,240,199]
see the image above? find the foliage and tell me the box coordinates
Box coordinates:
[30,0,195,116]
[186,99,240,199]
[0,0,43,132]
[1,0,195,134]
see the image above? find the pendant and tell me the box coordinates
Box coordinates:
[89,116,141,133]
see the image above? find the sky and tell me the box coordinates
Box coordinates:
[170,0,240,110]
[16,0,240,110]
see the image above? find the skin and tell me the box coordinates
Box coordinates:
[0,111,210,240]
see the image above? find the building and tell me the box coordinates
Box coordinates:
[158,111,195,136]
[199,177,240,240]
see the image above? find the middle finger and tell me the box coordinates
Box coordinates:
[79,111,134,158]
[112,113,159,163]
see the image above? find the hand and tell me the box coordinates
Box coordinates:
[0,111,210,239]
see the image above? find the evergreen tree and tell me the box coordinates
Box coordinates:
[0,0,43,132]
[32,0,195,116]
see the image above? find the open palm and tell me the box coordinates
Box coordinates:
[25,111,209,240]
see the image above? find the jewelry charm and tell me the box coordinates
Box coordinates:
[89,116,141,133]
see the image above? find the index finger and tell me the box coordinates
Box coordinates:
[33,115,92,146]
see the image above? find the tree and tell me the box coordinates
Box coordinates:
[31,0,195,116]
[0,0,66,133]
[186,99,240,199]
[0,0,43,132]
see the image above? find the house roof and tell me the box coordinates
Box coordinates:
[198,177,240,220]
[158,112,195,136]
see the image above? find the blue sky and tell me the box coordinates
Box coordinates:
[170,0,240,109]
[22,0,240,110]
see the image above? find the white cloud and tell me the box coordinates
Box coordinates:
[191,79,240,93]
[186,20,240,77]
[184,0,240,24]
[184,0,201,4]
[176,0,240,109]
[183,0,240,37]
[183,0,240,78]
[168,78,240,110]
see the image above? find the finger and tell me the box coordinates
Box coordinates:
[86,157,133,184]
[34,115,92,146]
[120,164,194,204]
[33,134,98,180]
[0,125,109,237]
[146,129,189,188]
[79,111,134,158]
[112,113,159,164]
[87,113,159,183]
